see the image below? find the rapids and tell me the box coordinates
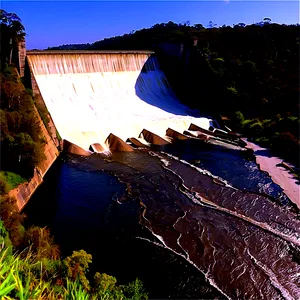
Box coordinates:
[25,146,300,299]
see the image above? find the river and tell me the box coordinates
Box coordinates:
[24,140,300,299]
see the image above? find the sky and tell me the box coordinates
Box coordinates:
[2,1,299,49]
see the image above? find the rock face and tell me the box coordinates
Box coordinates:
[105,134,134,152]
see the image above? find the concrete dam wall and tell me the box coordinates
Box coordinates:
[26,51,210,152]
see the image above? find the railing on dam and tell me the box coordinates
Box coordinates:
[27,50,155,55]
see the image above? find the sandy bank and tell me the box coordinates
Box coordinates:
[244,139,300,210]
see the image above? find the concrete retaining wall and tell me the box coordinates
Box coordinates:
[8,105,59,211]
[8,57,60,211]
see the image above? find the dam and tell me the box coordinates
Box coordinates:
[24,50,300,299]
[27,50,212,152]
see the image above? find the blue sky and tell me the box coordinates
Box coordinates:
[2,1,299,49]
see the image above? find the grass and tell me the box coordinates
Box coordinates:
[0,171,27,191]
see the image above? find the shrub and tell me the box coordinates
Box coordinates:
[0,195,25,248]
[22,226,61,261]
[63,250,92,291]
[233,111,244,127]
[0,171,27,192]
[122,278,148,300]
[249,121,264,138]
[0,173,11,195]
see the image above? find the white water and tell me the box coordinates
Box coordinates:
[28,53,209,150]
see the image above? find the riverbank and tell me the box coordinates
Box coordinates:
[244,139,300,210]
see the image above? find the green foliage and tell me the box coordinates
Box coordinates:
[65,279,90,300]
[0,195,25,248]
[35,101,51,132]
[0,173,11,195]
[93,272,120,299]
[233,111,244,127]
[229,113,300,166]
[63,250,92,291]
[1,67,46,178]
[249,121,264,138]
[92,273,148,300]
[1,216,148,300]
[0,231,148,299]
[22,226,61,261]
[0,171,27,192]
[0,9,25,69]
[0,220,12,251]
[122,278,149,300]
[0,247,17,299]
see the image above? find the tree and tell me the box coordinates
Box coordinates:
[263,17,272,24]
[0,9,25,67]
[208,21,217,28]
[194,23,204,30]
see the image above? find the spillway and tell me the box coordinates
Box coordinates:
[27,51,206,151]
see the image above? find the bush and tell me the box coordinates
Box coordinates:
[0,195,25,248]
[233,111,244,127]
[0,171,27,192]
[0,218,148,299]
[249,121,264,138]
[22,226,61,261]
[63,250,92,291]
[0,173,11,195]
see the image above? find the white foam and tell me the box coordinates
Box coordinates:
[28,53,209,150]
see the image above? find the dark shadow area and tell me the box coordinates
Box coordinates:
[23,57,33,89]
[134,54,202,117]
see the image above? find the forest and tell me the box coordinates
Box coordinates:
[50,20,300,167]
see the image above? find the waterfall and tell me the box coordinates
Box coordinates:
[28,52,207,151]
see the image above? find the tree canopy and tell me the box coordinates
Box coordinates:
[0,9,25,69]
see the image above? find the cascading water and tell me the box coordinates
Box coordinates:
[25,52,300,299]
[27,52,206,151]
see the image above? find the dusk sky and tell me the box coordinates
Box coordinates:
[2,1,299,50]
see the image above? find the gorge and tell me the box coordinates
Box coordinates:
[22,51,300,299]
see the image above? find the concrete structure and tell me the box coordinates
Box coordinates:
[18,38,26,77]
[8,102,59,211]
